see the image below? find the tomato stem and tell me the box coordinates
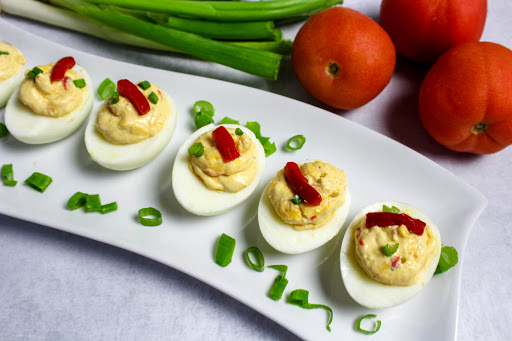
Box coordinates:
[471,122,489,135]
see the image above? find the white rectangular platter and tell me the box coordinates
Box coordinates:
[0,19,486,340]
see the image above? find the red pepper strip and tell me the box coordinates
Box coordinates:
[365,212,426,235]
[50,56,75,83]
[212,126,241,162]
[283,162,322,206]
[117,79,150,115]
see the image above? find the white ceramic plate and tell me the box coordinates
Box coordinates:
[0,20,486,340]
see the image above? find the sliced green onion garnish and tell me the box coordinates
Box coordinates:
[188,142,205,157]
[2,164,17,186]
[148,91,159,104]
[219,117,240,125]
[100,202,118,214]
[288,289,334,332]
[355,314,381,335]
[0,123,9,138]
[215,233,235,267]
[235,128,243,136]
[110,91,120,105]
[245,246,264,272]
[67,191,88,210]
[138,207,162,226]
[138,80,151,90]
[383,205,400,213]
[194,112,214,130]
[73,78,86,88]
[383,243,399,256]
[245,121,276,157]
[285,134,306,151]
[291,194,303,205]
[194,100,215,117]
[0,51,9,55]
[85,194,102,212]
[268,264,288,278]
[435,245,458,274]
[97,78,116,99]
[27,67,43,79]
[268,275,288,301]
[24,172,52,192]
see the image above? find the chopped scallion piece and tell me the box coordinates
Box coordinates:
[138,80,151,90]
[2,164,17,186]
[24,172,52,192]
[148,91,158,104]
[245,246,264,272]
[73,78,86,88]
[355,314,381,335]
[97,78,116,99]
[110,91,120,105]
[101,202,118,214]
[194,100,215,117]
[245,121,275,157]
[383,243,399,256]
[219,117,240,125]
[288,289,334,332]
[67,191,88,210]
[138,207,162,226]
[0,123,9,138]
[435,245,458,274]
[85,194,102,212]
[27,67,43,79]
[0,51,9,55]
[268,264,288,277]
[383,205,400,213]
[285,134,306,151]
[188,142,205,157]
[268,275,288,301]
[194,112,214,130]
[215,233,235,267]
[291,194,304,205]
[235,128,243,136]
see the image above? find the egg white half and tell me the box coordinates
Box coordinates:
[340,201,442,309]
[172,123,266,216]
[258,165,351,254]
[0,66,25,108]
[84,92,177,171]
[4,64,94,144]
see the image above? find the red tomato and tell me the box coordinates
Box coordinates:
[379,0,487,64]
[291,7,396,110]
[419,42,512,154]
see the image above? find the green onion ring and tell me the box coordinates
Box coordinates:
[24,172,52,192]
[383,205,400,213]
[0,123,9,138]
[110,91,120,105]
[268,264,288,278]
[138,80,151,90]
[215,233,236,267]
[100,202,118,214]
[97,78,116,100]
[268,275,288,301]
[73,79,86,88]
[85,194,102,212]
[188,142,205,157]
[138,207,162,226]
[245,246,264,272]
[194,100,215,117]
[285,134,306,151]
[355,314,381,335]
[383,243,399,256]
[288,289,334,332]
[148,91,159,104]
[67,191,88,210]
[235,127,244,136]
[1,164,17,186]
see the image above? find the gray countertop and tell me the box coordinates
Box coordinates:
[1,1,511,340]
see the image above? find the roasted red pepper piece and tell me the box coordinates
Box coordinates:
[212,126,241,162]
[365,212,426,235]
[50,56,75,83]
[117,79,150,115]
[283,162,322,206]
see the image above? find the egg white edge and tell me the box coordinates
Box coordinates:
[84,91,178,171]
[340,201,442,309]
[171,123,266,216]
[257,161,352,254]
[4,64,94,144]
[0,66,25,108]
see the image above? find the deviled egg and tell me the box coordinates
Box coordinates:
[258,160,351,254]
[0,41,26,108]
[5,56,93,144]
[84,79,177,171]
[340,201,441,309]
[172,124,265,215]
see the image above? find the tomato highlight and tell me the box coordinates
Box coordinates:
[50,56,75,83]
[116,79,150,115]
[283,162,322,206]
[212,126,240,163]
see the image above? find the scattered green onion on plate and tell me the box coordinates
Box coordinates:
[2,164,17,186]
[355,314,381,335]
[288,289,334,332]
[24,172,52,192]
[138,207,163,226]
[245,246,264,272]
[67,191,88,210]
[97,78,116,99]
[285,134,306,151]
[0,123,9,138]
[215,233,235,267]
